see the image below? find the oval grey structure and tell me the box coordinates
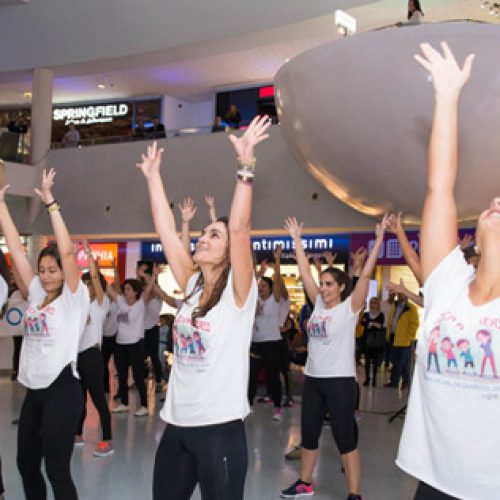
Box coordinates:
[275,22,500,223]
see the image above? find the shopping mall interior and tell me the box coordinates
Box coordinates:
[0,1,498,499]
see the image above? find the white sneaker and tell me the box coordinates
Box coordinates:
[273,408,282,421]
[134,406,149,417]
[112,404,129,413]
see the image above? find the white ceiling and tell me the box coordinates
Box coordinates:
[0,0,496,105]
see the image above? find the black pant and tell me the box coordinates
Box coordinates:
[414,482,459,500]
[144,325,163,383]
[153,420,247,500]
[77,347,112,441]
[0,454,4,495]
[301,376,358,454]
[101,334,116,393]
[364,348,383,384]
[248,341,282,408]
[390,346,412,386]
[13,335,23,374]
[115,341,147,407]
[17,365,83,500]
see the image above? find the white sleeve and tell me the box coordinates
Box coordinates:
[28,276,46,304]
[224,270,258,312]
[61,280,90,309]
[0,275,8,308]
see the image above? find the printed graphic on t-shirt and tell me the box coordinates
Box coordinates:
[173,313,210,369]
[307,315,332,343]
[423,310,500,394]
[117,311,129,324]
[23,305,53,341]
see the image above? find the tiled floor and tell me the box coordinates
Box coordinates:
[0,367,417,499]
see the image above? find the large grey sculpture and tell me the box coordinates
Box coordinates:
[275,22,500,223]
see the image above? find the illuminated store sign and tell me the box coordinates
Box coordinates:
[53,103,129,125]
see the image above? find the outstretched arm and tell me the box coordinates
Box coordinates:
[285,217,319,305]
[351,214,389,313]
[205,195,218,223]
[414,42,474,282]
[387,279,424,307]
[83,240,105,305]
[106,256,121,301]
[0,163,34,291]
[227,115,271,307]
[273,245,286,302]
[387,212,422,285]
[178,197,197,255]
[137,142,195,292]
[34,169,80,292]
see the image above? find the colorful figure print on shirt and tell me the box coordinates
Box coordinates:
[427,326,441,373]
[172,313,211,368]
[440,337,458,371]
[306,316,331,342]
[23,306,52,338]
[457,338,476,375]
[476,329,497,378]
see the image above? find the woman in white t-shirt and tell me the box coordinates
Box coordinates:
[280,216,387,500]
[0,168,90,500]
[107,269,154,417]
[0,250,9,500]
[138,116,270,500]
[75,242,113,457]
[248,245,287,420]
[396,43,499,500]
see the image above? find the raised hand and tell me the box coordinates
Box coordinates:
[284,217,303,240]
[458,233,474,249]
[351,247,368,273]
[324,250,337,267]
[205,195,215,209]
[273,244,283,262]
[375,213,390,240]
[414,42,475,97]
[312,254,322,274]
[386,212,403,234]
[228,115,271,162]
[178,197,197,223]
[33,168,56,205]
[136,141,164,179]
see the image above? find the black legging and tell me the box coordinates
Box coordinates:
[364,348,383,384]
[17,365,83,500]
[144,325,163,383]
[248,340,282,408]
[414,482,459,500]
[101,334,116,393]
[12,335,23,374]
[114,340,147,407]
[77,347,112,441]
[153,420,247,500]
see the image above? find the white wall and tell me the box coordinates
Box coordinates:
[162,94,214,131]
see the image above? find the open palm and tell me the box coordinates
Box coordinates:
[136,142,164,179]
[229,115,271,161]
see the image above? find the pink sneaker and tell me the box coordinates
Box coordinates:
[281,479,314,497]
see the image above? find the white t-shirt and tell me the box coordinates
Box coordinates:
[115,295,145,345]
[305,295,359,378]
[144,297,162,330]
[279,298,291,328]
[253,296,285,342]
[102,300,119,338]
[161,270,257,426]
[19,277,90,389]
[397,247,500,499]
[79,295,110,352]
[5,289,29,337]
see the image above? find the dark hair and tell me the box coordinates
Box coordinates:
[0,249,10,286]
[260,276,273,293]
[408,0,423,19]
[37,244,62,270]
[476,329,491,343]
[320,267,352,301]
[457,338,469,348]
[122,278,142,300]
[81,271,107,292]
[185,218,230,325]
[463,246,479,263]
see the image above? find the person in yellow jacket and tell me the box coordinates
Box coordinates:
[384,294,419,389]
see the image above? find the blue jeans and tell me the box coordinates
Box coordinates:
[390,346,411,387]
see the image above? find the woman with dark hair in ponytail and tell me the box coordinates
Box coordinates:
[280,215,388,500]
[138,115,271,500]
[0,168,90,500]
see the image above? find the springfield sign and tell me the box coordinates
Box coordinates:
[53,103,129,125]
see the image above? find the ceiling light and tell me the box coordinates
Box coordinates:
[23,91,32,99]
[97,83,106,89]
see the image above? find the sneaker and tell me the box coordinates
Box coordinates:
[257,396,271,403]
[93,441,114,457]
[280,479,314,498]
[74,435,84,447]
[134,406,149,417]
[284,446,302,460]
[273,408,282,421]
[283,397,294,408]
[112,404,129,413]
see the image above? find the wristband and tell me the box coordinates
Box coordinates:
[47,203,61,214]
[45,199,57,208]
[237,172,254,184]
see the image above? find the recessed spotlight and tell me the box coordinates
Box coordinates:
[23,91,32,99]
[97,83,106,89]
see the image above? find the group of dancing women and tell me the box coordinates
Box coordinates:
[0,41,498,500]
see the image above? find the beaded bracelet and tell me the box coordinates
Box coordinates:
[47,203,61,214]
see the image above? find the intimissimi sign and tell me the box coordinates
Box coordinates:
[53,103,129,125]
